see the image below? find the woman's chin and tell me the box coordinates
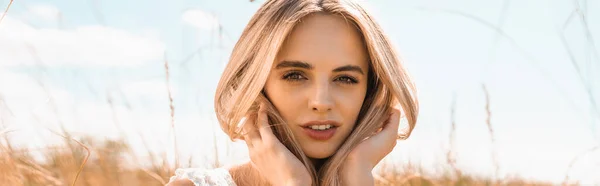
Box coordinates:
[303,147,335,159]
[299,140,344,159]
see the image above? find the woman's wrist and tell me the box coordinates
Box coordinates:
[341,162,374,186]
[284,175,312,186]
[285,179,311,186]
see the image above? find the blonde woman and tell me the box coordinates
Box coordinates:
[167,0,418,185]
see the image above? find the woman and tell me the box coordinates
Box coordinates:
[167,0,418,185]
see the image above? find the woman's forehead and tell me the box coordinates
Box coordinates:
[275,13,369,70]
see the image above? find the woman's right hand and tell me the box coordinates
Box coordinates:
[242,103,312,186]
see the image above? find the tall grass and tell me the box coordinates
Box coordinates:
[0,0,12,25]
[0,130,564,186]
[0,130,174,186]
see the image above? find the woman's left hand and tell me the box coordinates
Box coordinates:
[341,106,402,185]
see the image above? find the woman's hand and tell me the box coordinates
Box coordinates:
[242,103,312,186]
[341,106,403,186]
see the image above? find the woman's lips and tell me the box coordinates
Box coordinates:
[302,127,337,141]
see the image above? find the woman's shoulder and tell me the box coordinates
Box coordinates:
[166,167,237,186]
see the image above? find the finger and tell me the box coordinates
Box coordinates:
[381,106,401,140]
[363,108,399,141]
[360,108,400,143]
[257,103,275,141]
[357,108,401,162]
[241,116,253,146]
[242,115,261,147]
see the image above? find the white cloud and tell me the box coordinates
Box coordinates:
[181,9,220,30]
[0,69,67,111]
[0,69,74,147]
[0,69,172,152]
[0,16,165,67]
[27,4,61,21]
[0,69,226,166]
[119,80,177,98]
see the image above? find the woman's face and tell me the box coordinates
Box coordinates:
[264,13,369,159]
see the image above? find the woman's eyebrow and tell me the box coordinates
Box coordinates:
[333,65,364,75]
[275,60,313,70]
[275,60,364,75]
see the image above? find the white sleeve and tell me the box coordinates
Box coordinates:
[167,168,237,186]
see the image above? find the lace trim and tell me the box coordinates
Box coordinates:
[168,168,237,186]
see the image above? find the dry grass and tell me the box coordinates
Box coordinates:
[0,0,13,25]
[372,159,561,186]
[0,132,173,186]
[0,130,572,186]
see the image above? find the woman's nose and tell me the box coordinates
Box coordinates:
[309,80,333,113]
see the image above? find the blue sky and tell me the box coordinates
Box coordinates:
[1,0,599,184]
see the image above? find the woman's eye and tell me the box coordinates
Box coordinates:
[282,72,306,81]
[336,76,358,84]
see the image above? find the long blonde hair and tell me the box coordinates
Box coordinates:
[214,0,419,185]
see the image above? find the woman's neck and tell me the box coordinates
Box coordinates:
[230,158,329,185]
[310,157,328,172]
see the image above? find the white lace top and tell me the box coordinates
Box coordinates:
[167,168,237,186]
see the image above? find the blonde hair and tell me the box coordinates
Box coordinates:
[214,0,418,185]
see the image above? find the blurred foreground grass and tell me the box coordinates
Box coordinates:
[0,134,562,186]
